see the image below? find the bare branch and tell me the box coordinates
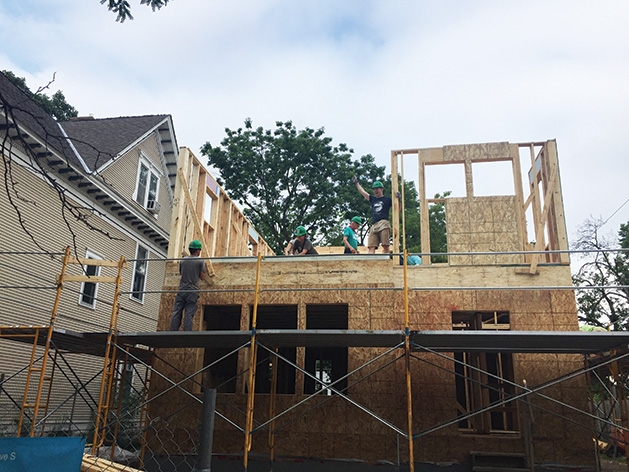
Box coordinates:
[1,87,125,261]
[34,72,57,95]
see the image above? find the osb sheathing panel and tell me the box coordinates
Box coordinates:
[447,196,521,266]
[151,257,590,466]
[161,258,573,299]
[442,142,511,162]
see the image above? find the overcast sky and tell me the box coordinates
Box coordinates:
[1,1,628,254]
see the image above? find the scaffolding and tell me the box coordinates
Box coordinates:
[3,140,629,471]
[3,251,629,471]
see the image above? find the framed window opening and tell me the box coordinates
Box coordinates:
[452,311,518,435]
[78,249,102,309]
[304,304,348,395]
[203,305,241,393]
[250,305,297,394]
[130,244,149,303]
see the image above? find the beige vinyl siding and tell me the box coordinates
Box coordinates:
[99,138,156,199]
[100,135,172,233]
[0,154,164,433]
[0,162,164,331]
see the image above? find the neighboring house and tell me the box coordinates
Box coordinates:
[0,71,177,434]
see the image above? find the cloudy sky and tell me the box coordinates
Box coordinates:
[1,0,628,254]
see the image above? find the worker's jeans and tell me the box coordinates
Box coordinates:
[169,290,199,331]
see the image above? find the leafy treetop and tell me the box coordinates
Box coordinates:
[201,119,385,254]
[101,0,170,22]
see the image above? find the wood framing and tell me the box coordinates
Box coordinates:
[167,147,274,261]
[390,140,569,268]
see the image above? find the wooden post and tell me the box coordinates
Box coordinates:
[418,154,430,266]
[243,253,263,469]
[391,151,400,256]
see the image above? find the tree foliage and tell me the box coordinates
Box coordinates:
[101,0,170,22]
[202,119,385,254]
[2,70,78,121]
[572,217,629,330]
[389,186,449,261]
[203,118,452,256]
[427,191,450,262]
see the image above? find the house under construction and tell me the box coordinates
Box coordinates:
[135,140,617,471]
[4,140,629,472]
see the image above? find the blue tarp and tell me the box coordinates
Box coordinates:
[0,437,85,472]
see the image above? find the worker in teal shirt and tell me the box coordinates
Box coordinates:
[343,216,362,254]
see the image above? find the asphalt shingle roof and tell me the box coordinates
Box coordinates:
[60,115,169,171]
[1,72,172,173]
[0,71,76,165]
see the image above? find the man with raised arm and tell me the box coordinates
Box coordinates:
[352,177,399,254]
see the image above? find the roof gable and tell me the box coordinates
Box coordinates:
[60,115,170,171]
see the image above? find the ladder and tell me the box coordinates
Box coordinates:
[12,247,126,438]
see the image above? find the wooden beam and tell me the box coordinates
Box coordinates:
[528,165,558,273]
[177,169,215,276]
[391,151,400,253]
[167,148,192,259]
[546,140,570,262]
[61,275,121,284]
[81,454,143,472]
[68,257,128,268]
[464,160,474,198]
[510,145,527,259]
[418,155,431,266]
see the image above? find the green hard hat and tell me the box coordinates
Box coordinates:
[372,181,384,189]
[351,216,362,224]
[293,226,307,237]
[189,239,202,250]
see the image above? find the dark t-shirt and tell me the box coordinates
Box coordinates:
[178,256,206,290]
[369,195,392,223]
[291,238,318,255]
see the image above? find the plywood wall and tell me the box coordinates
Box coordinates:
[447,196,521,265]
[150,257,592,467]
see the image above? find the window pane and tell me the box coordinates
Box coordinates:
[81,282,96,306]
[80,257,100,307]
[148,173,158,202]
[131,246,148,302]
[136,164,148,205]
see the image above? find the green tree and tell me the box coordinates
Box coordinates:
[2,70,78,121]
[392,187,449,261]
[572,217,629,330]
[101,0,170,22]
[201,119,384,254]
[428,191,450,262]
[388,176,421,253]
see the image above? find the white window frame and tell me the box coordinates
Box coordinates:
[130,244,149,303]
[78,249,102,309]
[134,153,161,210]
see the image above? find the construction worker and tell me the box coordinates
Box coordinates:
[352,177,400,254]
[169,239,207,331]
[343,216,362,254]
[284,226,318,255]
